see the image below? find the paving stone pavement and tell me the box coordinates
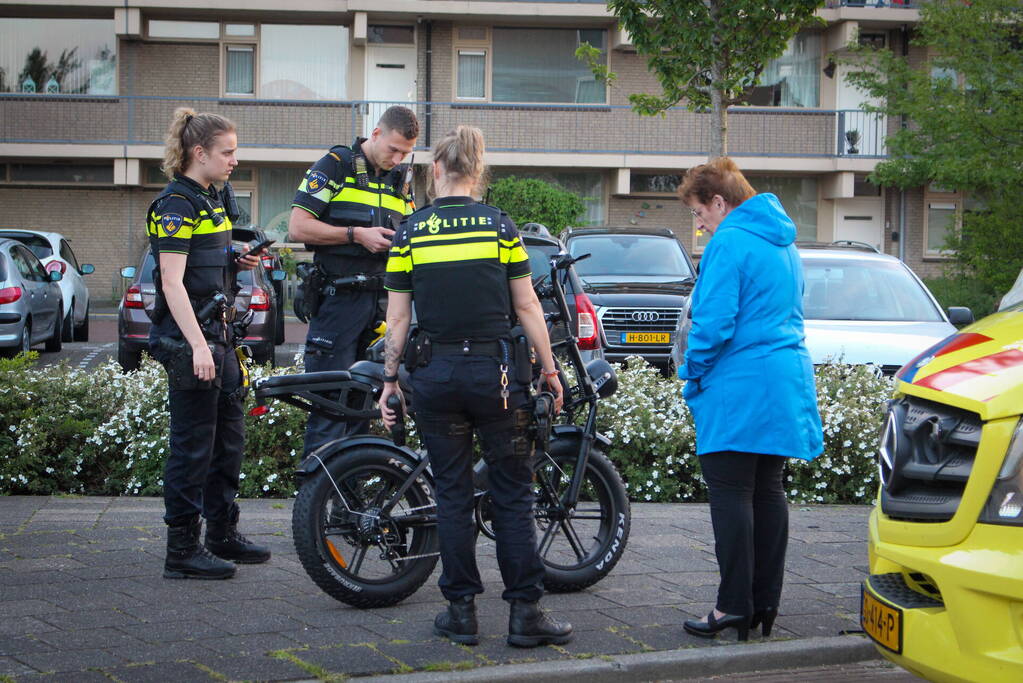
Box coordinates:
[0,497,873,681]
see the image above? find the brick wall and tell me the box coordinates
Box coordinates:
[607,196,693,248]
[0,187,151,303]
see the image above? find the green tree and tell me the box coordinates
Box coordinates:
[846,0,1023,297]
[486,177,587,235]
[578,0,824,158]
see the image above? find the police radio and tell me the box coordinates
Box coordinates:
[221,182,241,223]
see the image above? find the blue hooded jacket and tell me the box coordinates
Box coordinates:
[679,193,823,460]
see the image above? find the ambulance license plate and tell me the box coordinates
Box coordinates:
[621,332,670,344]
[861,583,902,654]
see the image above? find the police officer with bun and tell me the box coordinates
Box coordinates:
[379,126,572,648]
[149,107,271,580]
[289,106,418,454]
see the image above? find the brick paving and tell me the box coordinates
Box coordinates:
[0,498,873,680]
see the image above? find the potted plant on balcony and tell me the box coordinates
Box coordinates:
[845,129,861,154]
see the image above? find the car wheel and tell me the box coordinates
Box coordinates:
[74,302,90,342]
[118,342,141,373]
[61,300,74,342]
[45,302,63,352]
[1,320,30,359]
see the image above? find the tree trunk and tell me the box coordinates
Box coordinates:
[709,82,728,159]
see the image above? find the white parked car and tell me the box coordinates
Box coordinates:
[0,229,94,341]
[670,243,973,375]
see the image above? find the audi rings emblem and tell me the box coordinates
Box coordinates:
[631,311,660,323]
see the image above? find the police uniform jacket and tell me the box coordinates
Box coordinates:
[147,174,235,340]
[292,138,414,278]
[383,196,531,342]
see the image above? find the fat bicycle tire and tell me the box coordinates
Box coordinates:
[292,447,439,608]
[533,442,630,593]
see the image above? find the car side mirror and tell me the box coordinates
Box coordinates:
[80,264,95,275]
[271,269,287,281]
[947,306,974,326]
[49,270,63,282]
[120,266,136,279]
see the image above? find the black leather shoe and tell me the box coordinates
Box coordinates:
[750,607,778,637]
[507,600,573,648]
[683,611,750,641]
[205,509,271,564]
[434,596,478,645]
[164,518,236,580]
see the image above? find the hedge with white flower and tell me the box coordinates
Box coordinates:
[0,353,891,504]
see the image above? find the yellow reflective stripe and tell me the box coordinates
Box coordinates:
[153,214,195,225]
[498,238,518,248]
[410,230,497,245]
[412,242,498,264]
[332,188,408,214]
[386,254,412,272]
[298,176,334,203]
[192,218,232,235]
[391,244,411,255]
[502,243,529,265]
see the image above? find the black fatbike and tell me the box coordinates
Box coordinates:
[251,253,630,608]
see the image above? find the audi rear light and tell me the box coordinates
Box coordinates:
[574,293,599,350]
[124,284,144,309]
[249,286,270,311]
[45,261,67,275]
[0,286,22,305]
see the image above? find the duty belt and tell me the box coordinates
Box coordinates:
[431,340,505,357]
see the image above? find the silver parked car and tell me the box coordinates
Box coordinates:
[670,243,972,375]
[0,238,64,357]
[0,229,94,341]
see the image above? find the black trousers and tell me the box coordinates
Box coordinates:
[412,355,545,603]
[160,345,245,526]
[698,451,788,616]
[302,290,377,454]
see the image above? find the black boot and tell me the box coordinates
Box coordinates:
[205,507,271,564]
[164,517,236,580]
[433,595,478,645]
[507,599,573,648]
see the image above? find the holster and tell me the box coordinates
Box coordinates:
[156,337,223,391]
[403,328,431,371]
[150,270,169,324]
[513,333,533,385]
[294,262,324,322]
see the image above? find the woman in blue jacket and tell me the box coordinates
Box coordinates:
[678,157,822,641]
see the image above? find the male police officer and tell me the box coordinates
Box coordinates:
[289,106,418,454]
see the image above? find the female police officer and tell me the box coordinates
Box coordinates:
[379,126,570,647]
[149,107,270,579]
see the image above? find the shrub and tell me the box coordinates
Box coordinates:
[485,177,587,235]
[923,274,1001,321]
[0,354,892,505]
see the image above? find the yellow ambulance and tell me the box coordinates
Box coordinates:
[863,303,1023,682]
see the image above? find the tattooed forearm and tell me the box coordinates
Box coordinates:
[384,328,403,377]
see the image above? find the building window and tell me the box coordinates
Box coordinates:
[750,32,821,108]
[148,20,220,40]
[7,163,113,184]
[260,25,348,100]
[0,18,116,95]
[457,50,487,99]
[754,176,818,241]
[368,25,415,44]
[259,167,307,241]
[454,27,607,104]
[225,45,255,95]
[630,173,681,195]
[926,202,956,254]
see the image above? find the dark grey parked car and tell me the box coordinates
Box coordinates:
[562,226,695,369]
[0,238,64,357]
[118,246,286,371]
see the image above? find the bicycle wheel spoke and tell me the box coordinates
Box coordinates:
[349,544,368,575]
[558,518,587,561]
[537,518,562,558]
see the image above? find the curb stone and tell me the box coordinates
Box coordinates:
[351,634,879,682]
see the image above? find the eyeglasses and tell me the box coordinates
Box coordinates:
[689,207,701,218]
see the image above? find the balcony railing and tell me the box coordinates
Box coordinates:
[831,0,921,7]
[0,94,887,158]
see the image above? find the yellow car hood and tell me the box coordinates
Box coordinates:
[896,308,1023,420]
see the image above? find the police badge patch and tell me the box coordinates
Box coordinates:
[161,213,184,237]
[306,170,329,194]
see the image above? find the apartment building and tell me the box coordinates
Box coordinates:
[0,1,949,300]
